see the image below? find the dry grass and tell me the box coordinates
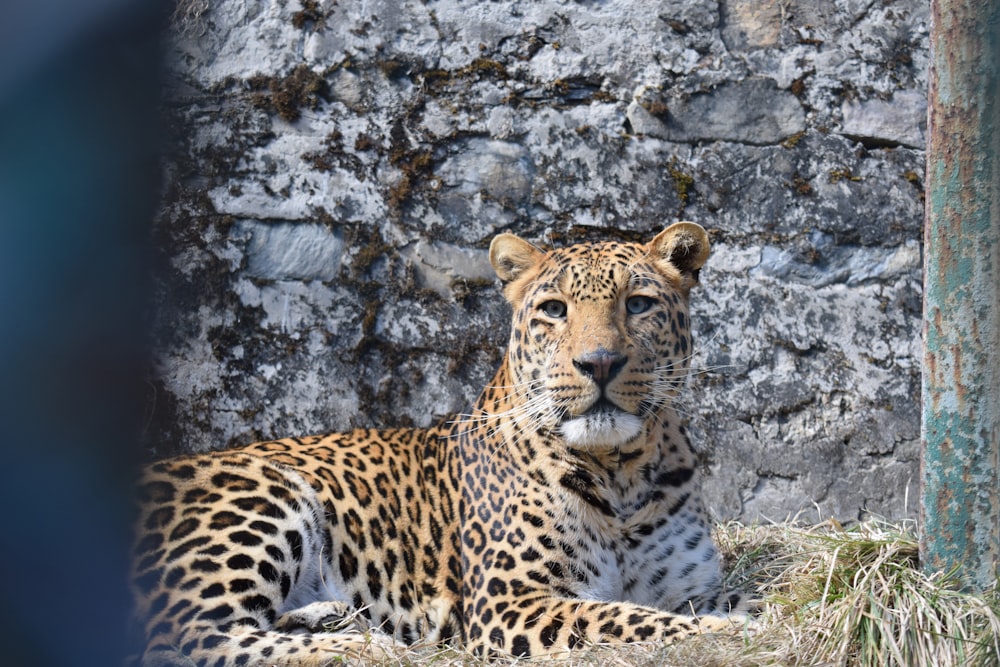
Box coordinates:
[715,519,1000,667]
[348,520,999,667]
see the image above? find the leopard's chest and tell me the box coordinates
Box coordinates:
[550,484,717,611]
[573,541,623,602]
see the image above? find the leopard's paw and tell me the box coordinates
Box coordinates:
[693,613,758,635]
[275,600,356,632]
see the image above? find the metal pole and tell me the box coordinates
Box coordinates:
[921,0,1000,590]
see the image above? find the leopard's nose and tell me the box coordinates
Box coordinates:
[573,348,627,388]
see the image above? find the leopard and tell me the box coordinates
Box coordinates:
[132,221,747,666]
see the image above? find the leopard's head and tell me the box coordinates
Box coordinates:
[488,223,710,449]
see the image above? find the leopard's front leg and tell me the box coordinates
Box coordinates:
[464,592,746,657]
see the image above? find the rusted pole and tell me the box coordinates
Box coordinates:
[921,0,1000,590]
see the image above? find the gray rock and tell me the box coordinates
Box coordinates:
[628,79,806,145]
[841,89,927,148]
[754,232,921,287]
[238,220,343,282]
[400,241,494,298]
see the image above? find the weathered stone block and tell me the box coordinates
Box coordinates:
[238,220,343,281]
[628,79,806,144]
[841,89,927,148]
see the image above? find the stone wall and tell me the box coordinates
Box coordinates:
[150,0,929,522]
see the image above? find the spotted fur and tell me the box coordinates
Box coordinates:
[132,222,746,666]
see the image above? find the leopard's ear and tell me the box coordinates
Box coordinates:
[648,222,711,287]
[489,233,544,284]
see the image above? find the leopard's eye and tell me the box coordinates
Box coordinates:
[626,295,653,315]
[539,300,567,318]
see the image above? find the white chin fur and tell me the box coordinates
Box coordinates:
[560,412,644,448]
